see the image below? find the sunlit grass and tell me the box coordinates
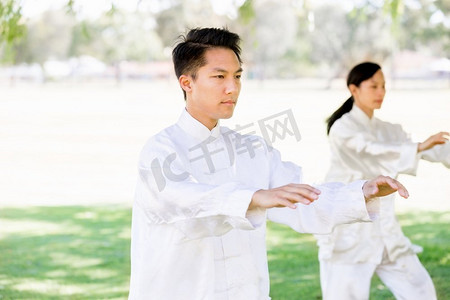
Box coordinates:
[0,206,448,299]
[266,211,450,300]
[0,206,131,299]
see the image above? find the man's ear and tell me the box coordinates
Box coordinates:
[179,75,192,93]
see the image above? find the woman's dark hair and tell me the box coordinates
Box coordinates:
[326,62,381,135]
[172,27,242,99]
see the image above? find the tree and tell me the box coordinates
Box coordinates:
[396,0,450,56]
[235,0,298,79]
[20,9,75,64]
[307,2,393,86]
[155,0,230,49]
[0,0,26,62]
[0,0,24,43]
[2,0,448,80]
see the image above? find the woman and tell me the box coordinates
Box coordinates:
[316,62,449,300]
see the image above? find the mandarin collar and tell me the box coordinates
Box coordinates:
[177,108,221,141]
[350,105,376,128]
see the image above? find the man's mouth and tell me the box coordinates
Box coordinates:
[221,100,236,105]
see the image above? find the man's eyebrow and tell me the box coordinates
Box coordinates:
[211,67,243,73]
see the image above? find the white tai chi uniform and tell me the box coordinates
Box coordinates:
[315,105,449,300]
[128,109,380,300]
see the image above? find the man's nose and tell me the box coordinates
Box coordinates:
[225,79,239,94]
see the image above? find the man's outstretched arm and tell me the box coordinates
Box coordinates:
[250,175,408,210]
[256,175,408,234]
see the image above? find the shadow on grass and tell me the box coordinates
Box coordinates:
[267,220,322,300]
[0,207,448,299]
[0,206,131,299]
[267,211,450,300]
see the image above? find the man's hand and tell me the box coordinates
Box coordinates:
[363,175,409,201]
[249,184,321,210]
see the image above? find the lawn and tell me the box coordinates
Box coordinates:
[266,212,450,299]
[0,206,448,299]
[0,206,131,299]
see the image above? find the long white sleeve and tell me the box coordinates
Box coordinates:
[328,114,420,179]
[136,135,259,239]
[266,145,375,234]
[420,142,450,168]
[268,181,375,234]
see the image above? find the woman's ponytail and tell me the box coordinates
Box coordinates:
[326,97,354,135]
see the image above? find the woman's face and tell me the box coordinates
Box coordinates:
[350,69,386,118]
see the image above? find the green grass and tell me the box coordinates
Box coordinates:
[266,211,450,300]
[0,207,448,299]
[0,206,131,299]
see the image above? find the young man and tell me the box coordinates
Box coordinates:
[128,27,408,300]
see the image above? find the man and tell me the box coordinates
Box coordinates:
[128,27,408,300]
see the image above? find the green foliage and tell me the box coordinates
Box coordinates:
[238,0,255,25]
[66,0,75,13]
[0,0,25,44]
[0,0,26,62]
[384,0,403,21]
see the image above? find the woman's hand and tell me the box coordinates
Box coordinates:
[418,131,449,152]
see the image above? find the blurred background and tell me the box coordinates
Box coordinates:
[1,0,449,209]
[1,0,449,85]
[0,0,449,299]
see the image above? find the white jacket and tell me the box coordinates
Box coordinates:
[129,109,377,299]
[315,105,450,264]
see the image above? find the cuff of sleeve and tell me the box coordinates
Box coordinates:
[332,180,374,225]
[420,142,450,168]
[221,188,266,229]
[365,197,380,220]
[221,188,258,218]
[246,207,267,228]
[399,142,420,175]
[175,188,260,239]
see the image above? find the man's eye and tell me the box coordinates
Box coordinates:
[215,75,224,78]
[235,75,241,79]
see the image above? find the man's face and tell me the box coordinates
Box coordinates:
[182,47,242,130]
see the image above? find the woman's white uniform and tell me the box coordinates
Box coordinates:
[316,105,449,300]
